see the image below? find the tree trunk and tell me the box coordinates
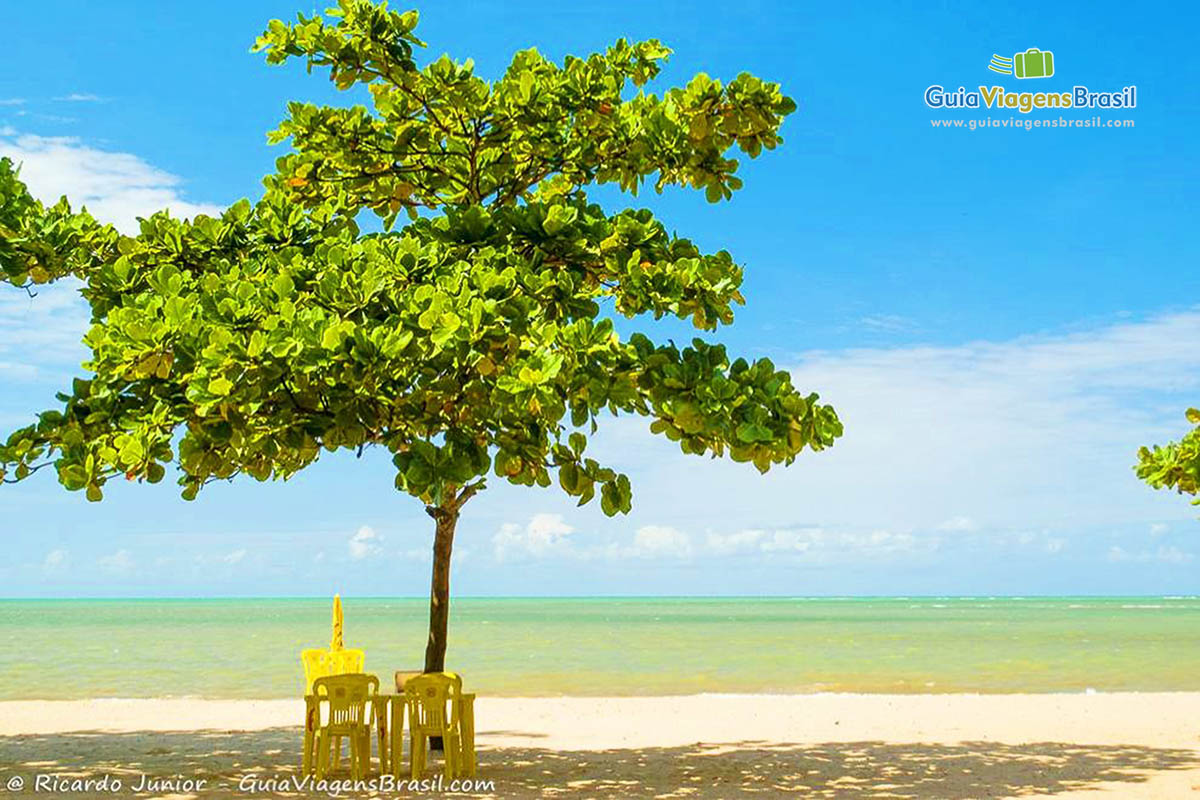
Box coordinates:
[423,505,459,674]
[422,503,460,753]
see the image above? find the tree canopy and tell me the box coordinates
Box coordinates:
[1137,409,1200,503]
[0,0,842,516]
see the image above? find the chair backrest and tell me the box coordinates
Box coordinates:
[302,648,366,693]
[312,673,378,728]
[404,672,460,732]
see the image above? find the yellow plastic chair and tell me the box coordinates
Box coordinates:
[302,648,365,693]
[404,672,474,779]
[302,648,365,774]
[443,672,477,777]
[312,673,379,780]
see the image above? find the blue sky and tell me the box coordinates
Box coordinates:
[2,0,1198,597]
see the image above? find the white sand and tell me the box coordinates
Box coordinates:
[2,693,1199,797]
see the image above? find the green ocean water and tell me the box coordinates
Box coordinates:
[2,597,1198,699]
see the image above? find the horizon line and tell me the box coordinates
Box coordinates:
[1,593,1196,601]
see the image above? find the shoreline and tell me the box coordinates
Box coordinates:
[5,687,1200,700]
[7,685,1200,700]
[5,691,1200,735]
[3,694,1199,797]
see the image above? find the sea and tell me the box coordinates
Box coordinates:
[2,596,1197,699]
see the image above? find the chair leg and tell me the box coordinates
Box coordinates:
[377,719,387,775]
[302,727,314,776]
[348,728,361,781]
[360,728,371,779]
[460,708,476,777]
[444,732,459,779]
[410,731,425,779]
[390,711,403,779]
[463,737,476,777]
[315,730,329,780]
[332,734,342,770]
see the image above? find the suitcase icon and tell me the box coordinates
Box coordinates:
[1014,48,1054,79]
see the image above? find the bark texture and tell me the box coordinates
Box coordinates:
[423,506,458,674]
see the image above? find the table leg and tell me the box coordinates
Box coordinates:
[390,698,405,779]
[375,699,388,774]
[302,697,317,775]
[460,695,476,777]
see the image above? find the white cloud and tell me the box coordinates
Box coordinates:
[0,361,38,380]
[98,549,134,573]
[222,549,247,564]
[705,528,768,556]
[0,130,223,233]
[1157,546,1195,564]
[0,281,92,378]
[599,309,1200,547]
[348,526,382,560]
[526,513,574,548]
[0,99,24,107]
[1107,545,1194,564]
[23,112,75,125]
[624,525,692,559]
[493,517,694,563]
[760,528,821,554]
[493,513,574,561]
[703,525,935,562]
[42,548,68,573]
[937,516,979,532]
[860,314,918,333]
[54,94,102,103]
[784,310,1200,532]
[400,547,432,562]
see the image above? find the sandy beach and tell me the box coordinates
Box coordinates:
[2,693,1199,798]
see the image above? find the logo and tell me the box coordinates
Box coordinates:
[989,48,1055,79]
[924,46,1136,115]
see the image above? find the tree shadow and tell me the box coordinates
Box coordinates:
[481,740,1200,798]
[0,729,1196,798]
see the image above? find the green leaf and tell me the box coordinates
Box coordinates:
[273,273,295,298]
[209,376,234,396]
[321,325,344,350]
[559,462,580,493]
[600,483,617,516]
[61,465,87,490]
[418,307,439,330]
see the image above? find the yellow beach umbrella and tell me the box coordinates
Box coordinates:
[331,594,343,651]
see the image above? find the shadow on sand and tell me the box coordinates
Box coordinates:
[0,728,1196,798]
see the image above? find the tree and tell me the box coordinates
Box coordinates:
[0,0,843,673]
[1137,409,1200,502]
